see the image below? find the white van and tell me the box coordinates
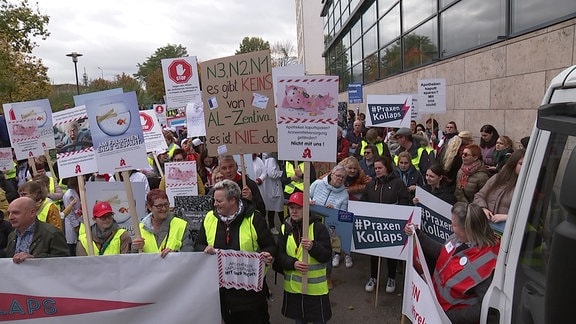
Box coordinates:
[481,65,576,323]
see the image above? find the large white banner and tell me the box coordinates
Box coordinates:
[0,253,221,323]
[349,201,421,261]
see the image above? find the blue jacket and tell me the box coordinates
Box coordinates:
[310,176,349,211]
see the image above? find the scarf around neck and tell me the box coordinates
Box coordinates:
[457,160,483,189]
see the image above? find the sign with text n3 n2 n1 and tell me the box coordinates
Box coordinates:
[418,78,446,114]
[365,94,412,128]
[348,82,363,104]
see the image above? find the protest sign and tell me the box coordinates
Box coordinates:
[85,181,146,237]
[217,250,265,292]
[272,64,305,121]
[0,148,13,171]
[415,187,453,243]
[365,94,412,128]
[165,161,198,206]
[402,235,451,323]
[139,110,168,153]
[348,82,363,104]
[162,56,202,111]
[200,50,277,156]
[175,195,212,244]
[275,75,339,162]
[85,91,148,173]
[186,101,206,137]
[3,99,55,159]
[418,79,446,114]
[153,103,168,126]
[310,205,354,254]
[73,88,123,106]
[53,105,97,178]
[0,253,221,323]
[348,200,421,261]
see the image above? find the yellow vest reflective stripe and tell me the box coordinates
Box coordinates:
[147,157,154,168]
[139,217,188,253]
[282,223,328,295]
[5,162,16,179]
[37,198,53,222]
[284,162,304,194]
[394,147,425,170]
[167,143,177,158]
[360,141,384,156]
[78,223,126,255]
[204,211,258,252]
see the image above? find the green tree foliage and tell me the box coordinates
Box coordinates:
[0,0,51,103]
[134,44,188,103]
[235,37,270,55]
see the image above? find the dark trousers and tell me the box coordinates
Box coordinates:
[370,255,397,279]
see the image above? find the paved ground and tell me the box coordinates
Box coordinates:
[266,252,406,323]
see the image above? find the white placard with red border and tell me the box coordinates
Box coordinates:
[53,105,98,178]
[3,117,42,160]
[0,148,13,171]
[349,200,421,261]
[161,56,201,111]
[0,253,221,323]
[217,249,265,292]
[3,98,55,156]
[153,104,167,126]
[165,161,198,206]
[185,101,206,137]
[275,75,339,162]
[365,95,412,128]
[85,91,148,174]
[139,110,168,153]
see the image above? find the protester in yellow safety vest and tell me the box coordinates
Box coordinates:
[163,128,180,158]
[273,192,332,322]
[356,128,392,159]
[31,173,63,203]
[18,180,62,230]
[393,127,430,174]
[131,189,193,258]
[281,161,317,199]
[195,179,276,324]
[77,201,132,256]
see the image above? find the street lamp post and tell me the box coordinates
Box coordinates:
[97,66,104,79]
[66,52,83,95]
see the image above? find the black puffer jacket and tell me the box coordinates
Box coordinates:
[360,172,410,206]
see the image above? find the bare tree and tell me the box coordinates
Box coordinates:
[271,40,298,67]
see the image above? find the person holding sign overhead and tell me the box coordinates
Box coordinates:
[77,201,132,256]
[131,189,193,257]
[274,192,332,323]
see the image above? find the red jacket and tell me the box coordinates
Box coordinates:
[433,238,500,311]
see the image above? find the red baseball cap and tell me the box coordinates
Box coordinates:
[93,201,113,218]
[288,192,304,207]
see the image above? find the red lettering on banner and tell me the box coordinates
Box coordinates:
[412,282,421,302]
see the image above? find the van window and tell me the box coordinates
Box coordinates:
[512,134,576,324]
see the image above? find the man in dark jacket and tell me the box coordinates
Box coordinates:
[5,197,69,263]
[196,180,276,324]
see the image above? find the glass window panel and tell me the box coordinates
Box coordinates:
[379,4,400,48]
[512,0,576,33]
[363,2,377,31]
[403,18,438,70]
[342,31,350,50]
[363,52,379,83]
[351,20,362,42]
[344,48,352,69]
[335,0,341,16]
[441,0,505,56]
[350,0,361,13]
[352,63,363,83]
[363,26,378,57]
[351,40,362,65]
[378,0,396,16]
[339,69,351,92]
[440,0,458,9]
[380,41,402,78]
[342,4,350,23]
[403,0,436,31]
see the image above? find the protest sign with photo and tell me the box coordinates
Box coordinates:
[162,56,201,111]
[310,205,354,254]
[165,161,198,206]
[53,105,97,178]
[0,148,13,171]
[200,50,277,156]
[73,88,123,106]
[174,195,212,245]
[4,117,41,160]
[85,91,148,173]
[275,75,339,162]
[139,110,168,153]
[186,101,206,137]
[415,187,453,243]
[365,94,412,128]
[349,200,421,261]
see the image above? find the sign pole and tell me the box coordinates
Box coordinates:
[239,154,247,189]
[153,152,164,178]
[301,161,311,294]
[78,175,95,256]
[44,151,57,181]
[28,157,37,176]
[375,256,382,308]
[122,171,143,252]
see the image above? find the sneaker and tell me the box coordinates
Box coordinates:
[270,228,279,235]
[365,277,376,292]
[332,254,341,267]
[386,278,396,293]
[345,254,353,268]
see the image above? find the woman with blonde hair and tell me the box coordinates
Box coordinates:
[439,130,474,183]
[338,156,371,201]
[488,135,514,174]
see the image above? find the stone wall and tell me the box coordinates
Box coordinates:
[340,18,576,144]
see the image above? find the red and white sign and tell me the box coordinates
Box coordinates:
[154,104,165,115]
[168,59,192,84]
[161,57,201,111]
[139,110,167,153]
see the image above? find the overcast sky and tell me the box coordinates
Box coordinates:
[32,0,298,85]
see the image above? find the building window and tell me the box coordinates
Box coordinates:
[351,40,363,66]
[351,19,362,43]
[363,2,377,32]
[380,41,402,78]
[402,0,437,32]
[363,25,378,58]
[512,0,576,33]
[342,31,350,51]
[378,0,396,16]
[364,52,379,83]
[342,4,350,24]
[378,3,400,49]
[403,18,438,70]
[441,0,505,56]
[440,0,458,9]
[352,63,363,83]
[350,0,361,13]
